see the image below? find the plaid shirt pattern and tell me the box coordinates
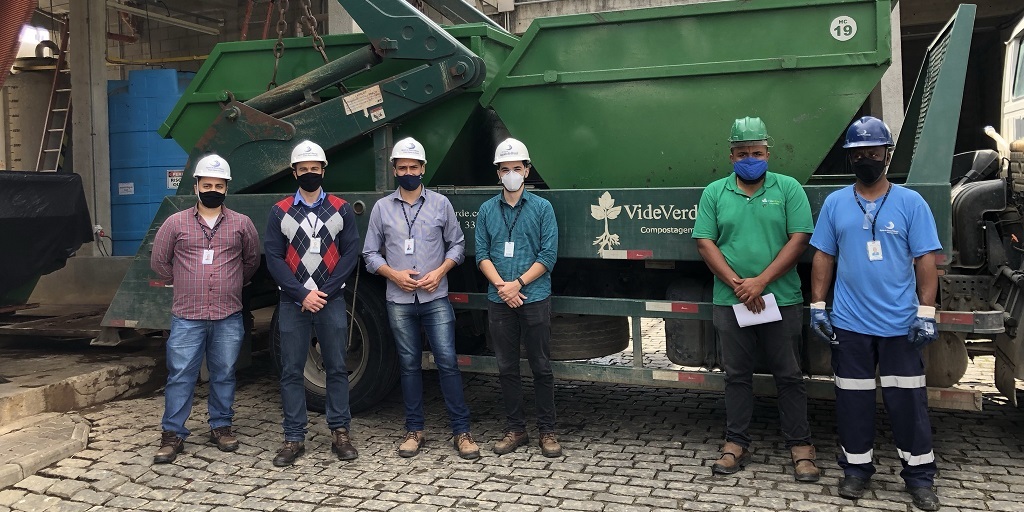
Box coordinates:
[150,205,260,320]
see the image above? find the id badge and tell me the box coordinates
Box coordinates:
[867,240,883,261]
[504,241,515,258]
[202,249,214,265]
[309,237,321,253]
[404,238,415,255]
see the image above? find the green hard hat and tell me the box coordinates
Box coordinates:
[728,116,769,144]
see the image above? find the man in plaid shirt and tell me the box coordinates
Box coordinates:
[264,140,361,467]
[150,154,260,464]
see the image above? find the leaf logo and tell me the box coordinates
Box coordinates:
[591,191,621,255]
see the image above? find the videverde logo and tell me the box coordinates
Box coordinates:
[591,192,621,256]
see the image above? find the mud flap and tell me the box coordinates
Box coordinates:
[995,331,1020,407]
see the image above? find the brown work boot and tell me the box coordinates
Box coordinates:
[272,441,305,467]
[398,431,425,458]
[539,432,563,458]
[453,432,481,460]
[492,431,529,455]
[791,444,821,482]
[711,441,752,475]
[153,431,184,464]
[209,426,239,452]
[331,428,358,461]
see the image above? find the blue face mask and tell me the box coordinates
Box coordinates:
[733,157,768,182]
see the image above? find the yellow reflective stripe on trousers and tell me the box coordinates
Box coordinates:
[879,375,927,389]
[897,448,935,465]
[842,446,873,464]
[834,376,876,390]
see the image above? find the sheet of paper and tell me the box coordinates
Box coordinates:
[732,293,783,328]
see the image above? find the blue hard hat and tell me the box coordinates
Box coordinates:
[843,116,894,148]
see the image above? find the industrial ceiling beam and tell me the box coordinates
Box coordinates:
[105,1,220,36]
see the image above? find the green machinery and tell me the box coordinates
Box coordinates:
[101,0,1024,411]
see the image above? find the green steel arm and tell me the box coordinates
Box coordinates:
[186,0,486,193]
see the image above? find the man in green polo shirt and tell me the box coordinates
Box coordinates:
[692,117,819,482]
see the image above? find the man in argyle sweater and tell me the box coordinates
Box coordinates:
[264,140,361,466]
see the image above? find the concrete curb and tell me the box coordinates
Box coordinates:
[0,413,90,490]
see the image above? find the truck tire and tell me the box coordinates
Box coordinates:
[269,283,398,414]
[550,314,629,361]
[665,277,717,368]
[921,331,969,388]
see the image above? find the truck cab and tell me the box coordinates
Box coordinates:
[1002,15,1024,143]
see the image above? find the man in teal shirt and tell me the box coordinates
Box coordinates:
[692,117,819,481]
[476,137,560,458]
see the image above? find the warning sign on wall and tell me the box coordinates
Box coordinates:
[167,170,183,190]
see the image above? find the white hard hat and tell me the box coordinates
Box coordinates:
[193,154,231,180]
[390,137,427,163]
[290,140,328,167]
[493,137,530,165]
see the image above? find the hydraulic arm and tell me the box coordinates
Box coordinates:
[188,0,487,192]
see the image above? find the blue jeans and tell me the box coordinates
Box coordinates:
[277,298,351,441]
[386,298,471,434]
[161,312,244,438]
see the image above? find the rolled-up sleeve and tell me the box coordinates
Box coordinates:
[535,200,558,270]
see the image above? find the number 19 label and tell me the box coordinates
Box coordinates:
[830,16,857,42]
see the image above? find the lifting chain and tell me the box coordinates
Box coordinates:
[267,0,290,91]
[299,0,329,65]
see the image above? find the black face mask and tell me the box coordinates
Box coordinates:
[396,174,422,191]
[852,158,886,185]
[198,191,225,209]
[296,172,324,193]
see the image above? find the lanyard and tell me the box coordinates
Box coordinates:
[401,197,425,239]
[195,210,221,249]
[853,183,892,241]
[501,199,524,242]
[303,203,323,236]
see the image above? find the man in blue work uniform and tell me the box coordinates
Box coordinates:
[476,137,562,457]
[362,137,480,460]
[809,116,941,511]
[693,117,819,482]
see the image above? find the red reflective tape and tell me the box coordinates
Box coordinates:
[448,293,469,304]
[108,320,126,327]
[678,373,705,383]
[627,250,653,260]
[457,355,472,366]
[935,253,949,265]
[149,279,169,287]
[939,312,973,325]
[671,302,698,313]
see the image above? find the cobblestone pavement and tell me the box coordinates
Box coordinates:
[2,320,1024,512]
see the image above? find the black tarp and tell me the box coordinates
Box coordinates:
[0,172,94,302]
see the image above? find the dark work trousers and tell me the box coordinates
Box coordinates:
[712,304,811,449]
[832,327,937,488]
[488,298,556,433]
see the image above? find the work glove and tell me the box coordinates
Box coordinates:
[908,306,938,350]
[809,302,836,345]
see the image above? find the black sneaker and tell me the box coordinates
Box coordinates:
[907,486,940,511]
[838,476,869,499]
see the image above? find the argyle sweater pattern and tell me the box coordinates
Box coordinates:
[265,193,360,303]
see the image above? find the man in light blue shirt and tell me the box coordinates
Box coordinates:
[809,117,942,511]
[476,137,560,458]
[362,137,479,460]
